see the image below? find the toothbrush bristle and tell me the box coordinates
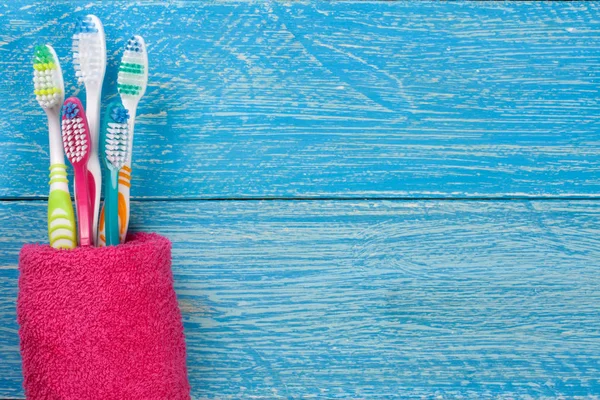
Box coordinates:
[105,104,130,170]
[61,99,90,165]
[125,36,142,52]
[118,35,147,97]
[33,45,61,109]
[76,16,99,34]
[73,15,105,85]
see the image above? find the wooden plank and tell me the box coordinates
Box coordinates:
[1,199,599,398]
[1,1,599,199]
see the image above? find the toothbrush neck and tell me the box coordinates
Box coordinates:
[86,89,102,156]
[123,99,139,122]
[122,99,139,166]
[46,108,64,166]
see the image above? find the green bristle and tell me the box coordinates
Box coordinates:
[33,45,55,67]
[118,83,142,95]
[33,45,61,108]
[119,62,144,74]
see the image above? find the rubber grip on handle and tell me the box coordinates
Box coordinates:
[48,189,76,249]
[87,169,98,244]
[74,166,93,247]
[118,165,132,243]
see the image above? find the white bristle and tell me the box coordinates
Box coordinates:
[62,116,89,164]
[73,34,103,84]
[118,35,148,98]
[33,46,63,109]
[105,121,129,169]
[73,16,106,86]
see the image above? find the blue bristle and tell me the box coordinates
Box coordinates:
[62,102,79,119]
[126,36,142,52]
[76,16,98,33]
[111,106,129,124]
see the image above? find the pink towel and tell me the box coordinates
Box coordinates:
[17,233,190,400]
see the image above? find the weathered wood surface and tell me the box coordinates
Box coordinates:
[1,1,599,199]
[2,1,600,399]
[1,200,600,398]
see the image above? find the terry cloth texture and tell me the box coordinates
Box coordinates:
[17,232,190,400]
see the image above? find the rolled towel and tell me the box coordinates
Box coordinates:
[17,232,190,400]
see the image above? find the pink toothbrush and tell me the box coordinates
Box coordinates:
[61,97,93,247]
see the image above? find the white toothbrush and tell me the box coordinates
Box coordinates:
[73,14,106,246]
[33,44,77,249]
[114,35,148,244]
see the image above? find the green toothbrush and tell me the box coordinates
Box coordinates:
[33,45,76,249]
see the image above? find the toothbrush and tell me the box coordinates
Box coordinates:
[116,35,148,243]
[73,14,106,245]
[101,100,130,246]
[61,97,93,247]
[33,45,76,249]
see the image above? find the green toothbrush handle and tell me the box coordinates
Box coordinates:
[104,169,120,246]
[48,164,76,249]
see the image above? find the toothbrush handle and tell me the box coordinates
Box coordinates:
[48,164,76,249]
[119,104,137,243]
[74,165,93,247]
[118,165,132,243]
[86,92,103,246]
[98,206,106,246]
[104,169,120,246]
[87,157,101,245]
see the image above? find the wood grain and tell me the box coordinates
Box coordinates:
[2,1,600,398]
[1,1,599,199]
[1,200,599,398]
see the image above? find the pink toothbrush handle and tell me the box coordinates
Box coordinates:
[74,165,92,247]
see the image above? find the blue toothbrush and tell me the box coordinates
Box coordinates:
[101,100,130,246]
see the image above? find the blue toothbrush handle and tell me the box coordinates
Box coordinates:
[104,169,120,246]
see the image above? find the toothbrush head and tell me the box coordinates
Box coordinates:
[73,15,106,88]
[33,44,64,110]
[102,100,130,170]
[61,97,91,166]
[118,35,148,99]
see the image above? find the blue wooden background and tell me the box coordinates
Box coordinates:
[1,1,599,398]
